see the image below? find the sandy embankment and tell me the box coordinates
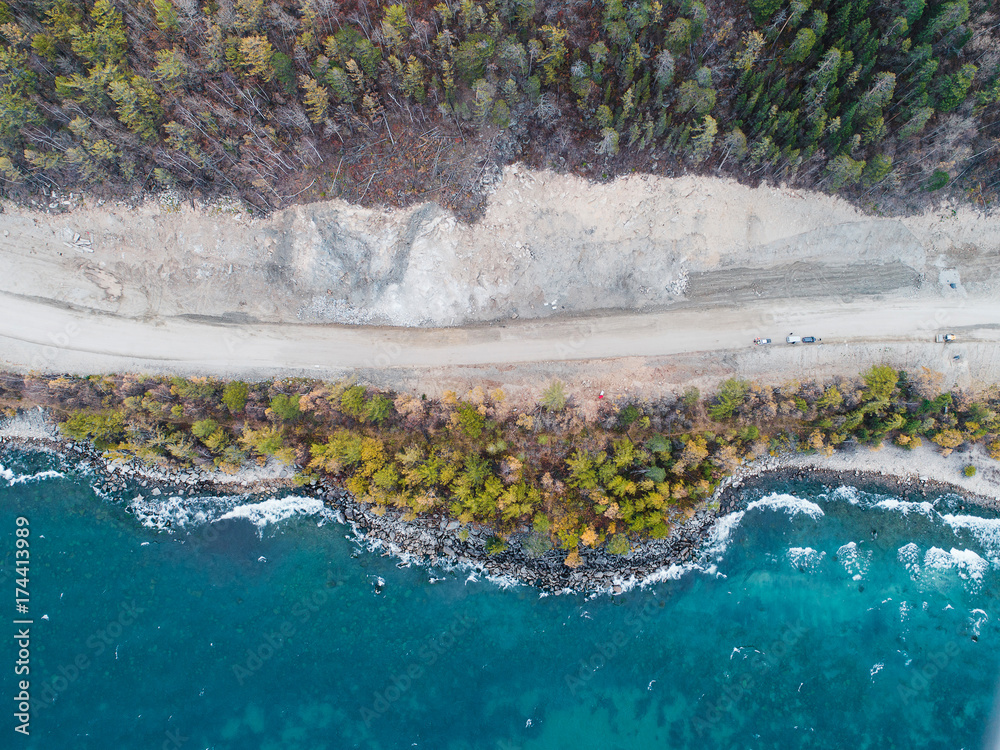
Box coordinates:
[1,166,997,327]
[1,166,1000,399]
[783,442,1000,506]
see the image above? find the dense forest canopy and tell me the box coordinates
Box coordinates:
[0,0,995,213]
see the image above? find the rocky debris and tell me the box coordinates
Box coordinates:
[320,485,724,595]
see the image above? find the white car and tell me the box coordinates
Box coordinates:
[786,334,802,344]
[754,337,771,345]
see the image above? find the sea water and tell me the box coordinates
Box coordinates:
[1,446,999,750]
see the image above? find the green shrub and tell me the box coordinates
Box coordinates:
[925,169,949,191]
[649,521,671,539]
[457,402,486,438]
[619,404,641,427]
[709,379,750,421]
[748,0,782,24]
[607,533,631,555]
[645,465,667,483]
[532,513,551,533]
[191,418,219,439]
[964,464,976,477]
[365,394,393,425]
[269,393,301,421]
[540,380,568,412]
[222,381,249,412]
[485,535,509,555]
[340,385,367,419]
[61,410,126,450]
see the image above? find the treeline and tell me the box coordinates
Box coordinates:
[0,365,998,565]
[0,0,995,212]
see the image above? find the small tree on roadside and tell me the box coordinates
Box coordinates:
[222,381,249,413]
[540,380,568,412]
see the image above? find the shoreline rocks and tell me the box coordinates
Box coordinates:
[2,428,995,595]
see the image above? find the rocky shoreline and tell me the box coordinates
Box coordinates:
[2,420,997,595]
[0,423,729,593]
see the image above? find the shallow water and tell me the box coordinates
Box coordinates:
[1,448,999,750]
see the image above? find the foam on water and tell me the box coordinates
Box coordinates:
[702,510,745,561]
[836,542,872,580]
[941,513,1000,563]
[827,485,863,505]
[897,542,922,579]
[126,493,333,534]
[923,547,989,588]
[746,493,825,519]
[216,495,333,535]
[0,462,64,486]
[787,546,826,571]
[874,498,936,516]
[700,494,823,565]
[635,562,700,589]
[128,493,248,531]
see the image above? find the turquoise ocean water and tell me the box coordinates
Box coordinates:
[2,446,999,750]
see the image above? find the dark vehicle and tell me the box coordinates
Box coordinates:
[802,336,821,343]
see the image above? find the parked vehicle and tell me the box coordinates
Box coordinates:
[802,336,821,343]
[754,337,771,345]
[935,333,956,343]
[786,334,802,344]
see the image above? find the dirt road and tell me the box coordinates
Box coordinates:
[2,288,997,386]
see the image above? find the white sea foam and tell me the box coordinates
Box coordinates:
[484,571,524,590]
[874,498,936,516]
[787,546,826,571]
[828,485,862,505]
[609,560,705,594]
[941,514,1000,563]
[746,493,825,519]
[699,494,824,565]
[836,542,872,580]
[702,510,745,561]
[127,493,330,534]
[639,562,699,587]
[217,496,331,534]
[870,663,884,680]
[970,609,989,638]
[0,462,64,486]
[897,543,922,579]
[128,493,246,531]
[923,547,988,586]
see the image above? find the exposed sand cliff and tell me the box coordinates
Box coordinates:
[1,167,997,327]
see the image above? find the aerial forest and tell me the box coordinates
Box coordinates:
[0,0,996,213]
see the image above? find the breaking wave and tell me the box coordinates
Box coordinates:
[127,493,333,535]
[0,462,64,486]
